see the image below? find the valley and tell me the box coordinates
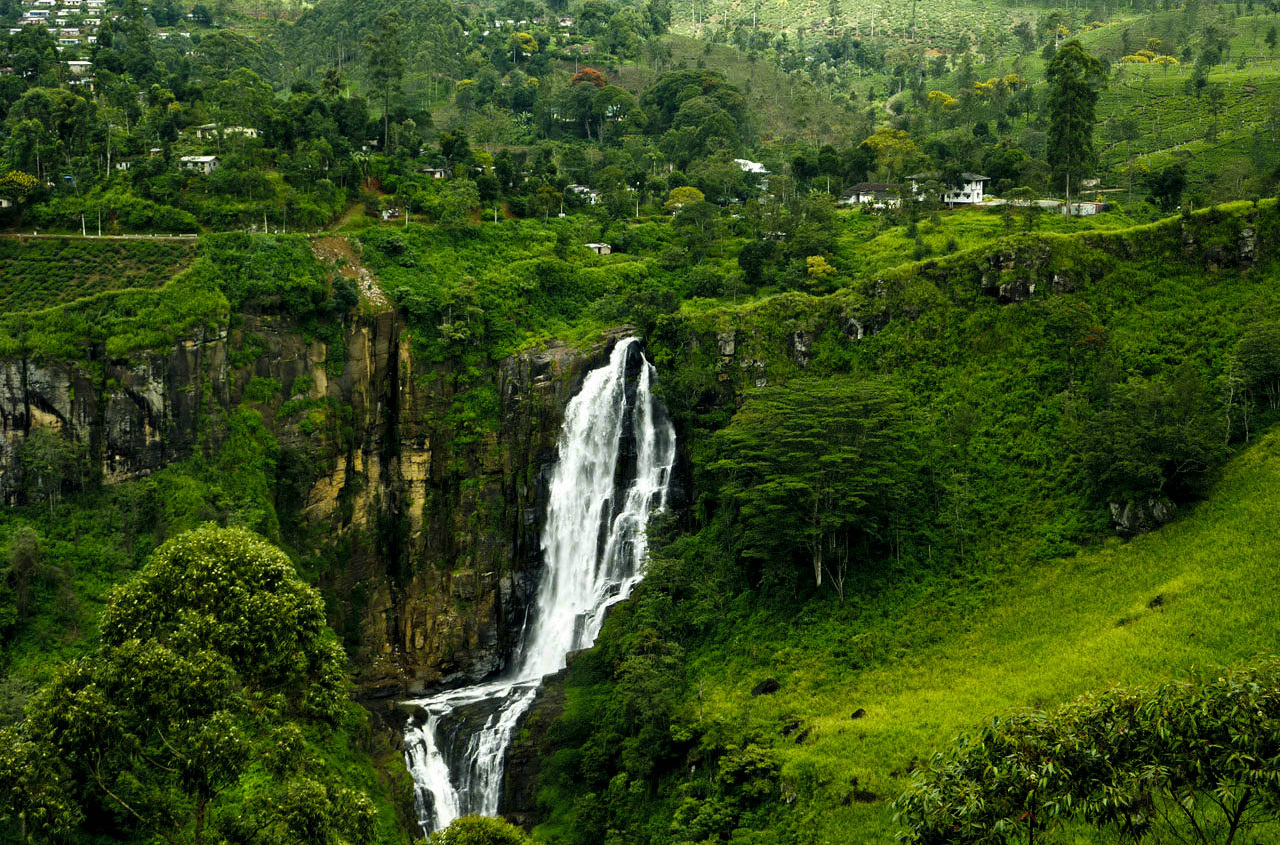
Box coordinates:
[4,0,1280,841]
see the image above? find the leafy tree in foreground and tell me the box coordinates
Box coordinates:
[430,815,532,845]
[1046,40,1105,194]
[0,524,373,845]
[895,659,1280,845]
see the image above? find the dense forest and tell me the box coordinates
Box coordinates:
[4,0,1280,843]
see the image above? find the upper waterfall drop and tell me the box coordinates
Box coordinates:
[403,337,676,835]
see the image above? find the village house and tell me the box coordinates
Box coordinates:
[567,184,600,204]
[908,172,990,205]
[584,242,612,255]
[419,166,447,179]
[195,124,260,140]
[839,182,901,209]
[66,59,91,74]
[179,155,220,174]
[734,158,770,192]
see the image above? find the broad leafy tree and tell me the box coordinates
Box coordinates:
[709,377,922,598]
[0,525,373,845]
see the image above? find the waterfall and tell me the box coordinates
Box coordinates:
[403,337,676,835]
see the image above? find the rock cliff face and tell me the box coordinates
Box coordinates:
[0,305,628,701]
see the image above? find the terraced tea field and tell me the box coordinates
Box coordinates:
[0,237,198,313]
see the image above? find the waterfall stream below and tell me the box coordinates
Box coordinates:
[402,337,676,835]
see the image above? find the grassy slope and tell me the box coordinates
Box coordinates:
[830,205,1148,276]
[692,424,1280,843]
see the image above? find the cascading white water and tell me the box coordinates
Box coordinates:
[403,337,676,835]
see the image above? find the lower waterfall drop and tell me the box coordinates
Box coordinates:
[403,337,676,835]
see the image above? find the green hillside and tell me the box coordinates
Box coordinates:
[689,427,1280,841]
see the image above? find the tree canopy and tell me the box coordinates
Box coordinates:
[0,524,371,845]
[709,377,923,599]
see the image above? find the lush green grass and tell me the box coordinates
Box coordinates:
[688,427,1280,842]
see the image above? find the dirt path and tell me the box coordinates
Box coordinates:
[330,203,366,230]
[311,235,390,310]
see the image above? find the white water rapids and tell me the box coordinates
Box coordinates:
[402,337,676,834]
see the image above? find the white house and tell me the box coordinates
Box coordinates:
[66,59,91,74]
[114,159,132,170]
[419,166,447,179]
[82,17,100,25]
[1067,201,1108,216]
[909,172,990,205]
[733,158,769,175]
[194,124,260,141]
[839,182,901,209]
[180,155,220,174]
[567,184,600,204]
[584,242,612,255]
[26,9,50,18]
[57,37,79,45]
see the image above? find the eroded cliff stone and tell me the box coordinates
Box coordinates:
[0,306,628,703]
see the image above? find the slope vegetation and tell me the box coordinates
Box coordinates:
[696,427,1280,841]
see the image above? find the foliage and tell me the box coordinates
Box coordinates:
[895,659,1280,845]
[430,815,532,845]
[0,525,374,845]
[1047,40,1106,191]
[709,378,923,598]
[0,237,196,313]
[1075,365,1227,505]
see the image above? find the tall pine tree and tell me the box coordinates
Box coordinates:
[363,11,404,154]
[1046,40,1104,195]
